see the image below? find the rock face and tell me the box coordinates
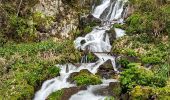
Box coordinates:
[33,0,92,39]
[106,28,117,44]
[96,60,117,79]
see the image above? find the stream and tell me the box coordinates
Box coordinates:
[34,0,128,100]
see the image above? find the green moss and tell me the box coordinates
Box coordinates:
[48,90,63,100]
[74,73,102,86]
[72,70,102,86]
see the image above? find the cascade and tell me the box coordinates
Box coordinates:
[34,0,127,100]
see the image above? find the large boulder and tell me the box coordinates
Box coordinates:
[96,60,117,79]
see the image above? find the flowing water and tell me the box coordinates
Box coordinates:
[34,0,127,100]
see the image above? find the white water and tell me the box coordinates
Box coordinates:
[93,0,127,21]
[70,79,117,100]
[34,0,127,100]
[92,0,111,18]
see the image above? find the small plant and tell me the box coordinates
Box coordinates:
[83,26,93,33]
[87,53,96,62]
[117,58,130,68]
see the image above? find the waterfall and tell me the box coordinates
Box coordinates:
[34,0,127,100]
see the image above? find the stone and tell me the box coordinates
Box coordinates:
[92,82,122,99]
[96,60,117,79]
[106,28,117,44]
[61,86,87,100]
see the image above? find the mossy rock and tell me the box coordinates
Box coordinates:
[68,69,102,86]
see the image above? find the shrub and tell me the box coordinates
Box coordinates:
[120,63,166,92]
[126,0,168,36]
[141,56,162,64]
[117,58,130,68]
[8,15,37,41]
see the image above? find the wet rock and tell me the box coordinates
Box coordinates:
[106,28,116,44]
[67,72,79,84]
[61,86,87,100]
[96,60,117,79]
[79,14,101,30]
[86,14,101,24]
[93,82,121,99]
[120,93,130,100]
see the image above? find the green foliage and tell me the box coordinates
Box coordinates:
[117,58,130,68]
[0,0,42,42]
[113,24,126,29]
[83,26,93,34]
[48,90,63,100]
[87,53,96,62]
[126,13,155,35]
[0,39,81,99]
[33,12,54,31]
[153,64,170,79]
[126,0,169,36]
[120,63,166,92]
[9,15,37,41]
[124,49,137,57]
[141,56,162,64]
[130,82,170,100]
